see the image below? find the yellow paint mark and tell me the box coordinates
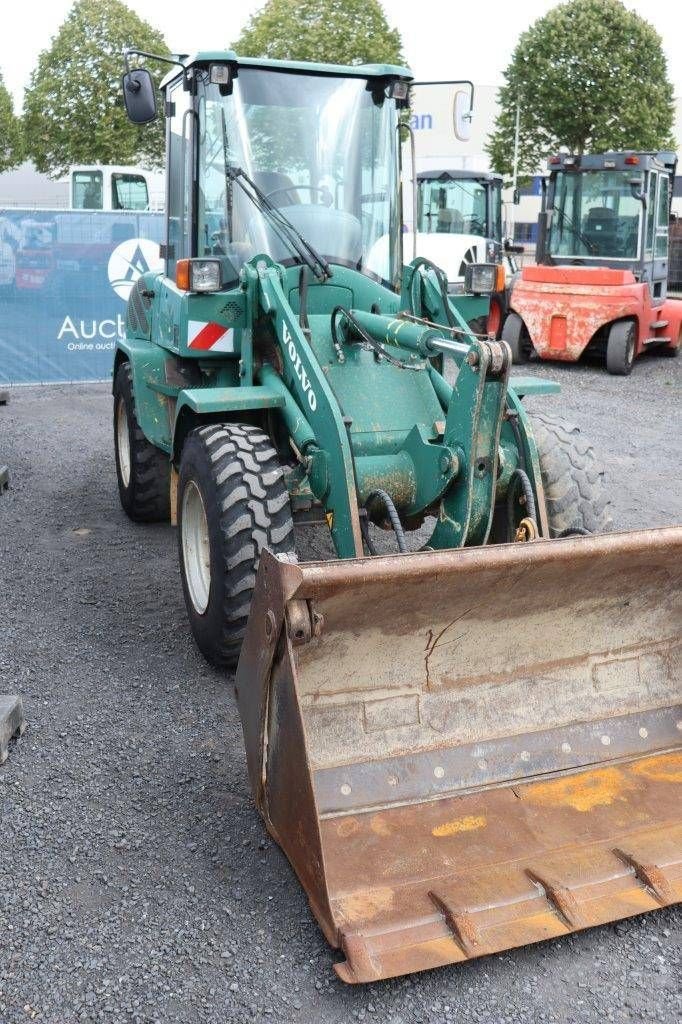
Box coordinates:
[523,766,637,813]
[432,814,487,837]
[325,510,334,530]
[629,751,682,784]
[336,886,394,923]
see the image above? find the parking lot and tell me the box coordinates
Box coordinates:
[0,351,680,1023]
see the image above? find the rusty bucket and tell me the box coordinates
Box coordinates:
[234,527,682,982]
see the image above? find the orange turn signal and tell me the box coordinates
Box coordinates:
[176,259,190,291]
[495,265,506,292]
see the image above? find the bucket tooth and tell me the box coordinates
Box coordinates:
[427,891,482,956]
[612,847,677,906]
[524,869,585,929]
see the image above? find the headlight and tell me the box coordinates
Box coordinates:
[464,263,496,294]
[189,259,222,292]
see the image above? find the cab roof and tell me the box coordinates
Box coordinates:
[160,51,412,90]
[417,169,502,184]
[547,151,677,174]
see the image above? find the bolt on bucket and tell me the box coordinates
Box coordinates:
[235,527,682,983]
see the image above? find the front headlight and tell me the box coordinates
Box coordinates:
[464,263,496,294]
[189,259,222,292]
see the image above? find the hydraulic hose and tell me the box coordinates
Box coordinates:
[365,488,408,554]
[507,467,538,541]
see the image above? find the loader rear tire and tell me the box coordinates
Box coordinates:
[177,423,295,669]
[502,312,532,364]
[529,412,612,537]
[113,362,170,523]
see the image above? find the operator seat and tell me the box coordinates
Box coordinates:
[253,171,301,207]
[437,208,463,233]
[584,206,618,255]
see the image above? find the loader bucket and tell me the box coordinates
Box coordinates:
[234,527,682,983]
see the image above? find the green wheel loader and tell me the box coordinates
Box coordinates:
[117,51,681,983]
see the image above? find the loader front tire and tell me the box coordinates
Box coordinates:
[502,312,532,364]
[529,412,612,537]
[177,423,295,669]
[113,362,170,523]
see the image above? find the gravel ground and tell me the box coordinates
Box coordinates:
[0,349,680,1024]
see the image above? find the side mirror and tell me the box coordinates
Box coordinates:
[122,69,157,124]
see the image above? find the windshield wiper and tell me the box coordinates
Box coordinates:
[552,204,597,255]
[225,164,332,283]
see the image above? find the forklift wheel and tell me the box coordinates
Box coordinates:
[113,362,170,522]
[177,423,296,669]
[605,320,636,376]
[501,312,532,364]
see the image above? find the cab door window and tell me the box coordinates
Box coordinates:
[166,80,193,275]
[645,172,657,254]
[72,170,103,210]
[655,174,669,258]
[111,173,149,211]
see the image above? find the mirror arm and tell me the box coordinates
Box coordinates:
[123,48,188,74]
[410,79,474,124]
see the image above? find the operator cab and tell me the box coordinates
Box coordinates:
[416,169,503,265]
[541,151,676,301]
[124,51,411,293]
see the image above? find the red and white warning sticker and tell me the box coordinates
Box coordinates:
[187,320,235,352]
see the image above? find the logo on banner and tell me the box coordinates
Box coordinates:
[107,237,162,301]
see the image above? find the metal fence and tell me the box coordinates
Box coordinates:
[0,209,164,385]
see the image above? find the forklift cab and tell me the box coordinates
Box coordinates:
[540,152,676,302]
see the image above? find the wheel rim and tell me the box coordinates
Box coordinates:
[182,480,211,615]
[116,397,131,488]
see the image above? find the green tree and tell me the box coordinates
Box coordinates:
[23,0,170,176]
[486,0,675,179]
[233,0,404,66]
[0,71,23,172]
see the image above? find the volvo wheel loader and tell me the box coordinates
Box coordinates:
[117,52,681,983]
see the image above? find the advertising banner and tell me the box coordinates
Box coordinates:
[0,209,164,385]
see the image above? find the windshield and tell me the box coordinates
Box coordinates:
[417,178,488,237]
[197,68,402,287]
[548,170,642,259]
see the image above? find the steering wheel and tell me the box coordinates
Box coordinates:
[264,185,333,207]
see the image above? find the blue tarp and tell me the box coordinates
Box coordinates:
[0,209,164,385]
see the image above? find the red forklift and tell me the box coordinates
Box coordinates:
[503,151,681,374]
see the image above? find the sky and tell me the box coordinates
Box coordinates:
[2,0,682,111]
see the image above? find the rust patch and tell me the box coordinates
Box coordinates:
[336,886,394,923]
[337,817,361,838]
[369,815,393,837]
[522,766,637,812]
[629,751,682,784]
[432,814,486,837]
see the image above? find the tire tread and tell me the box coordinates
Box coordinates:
[529,411,613,536]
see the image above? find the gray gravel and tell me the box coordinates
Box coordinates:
[0,349,680,1023]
